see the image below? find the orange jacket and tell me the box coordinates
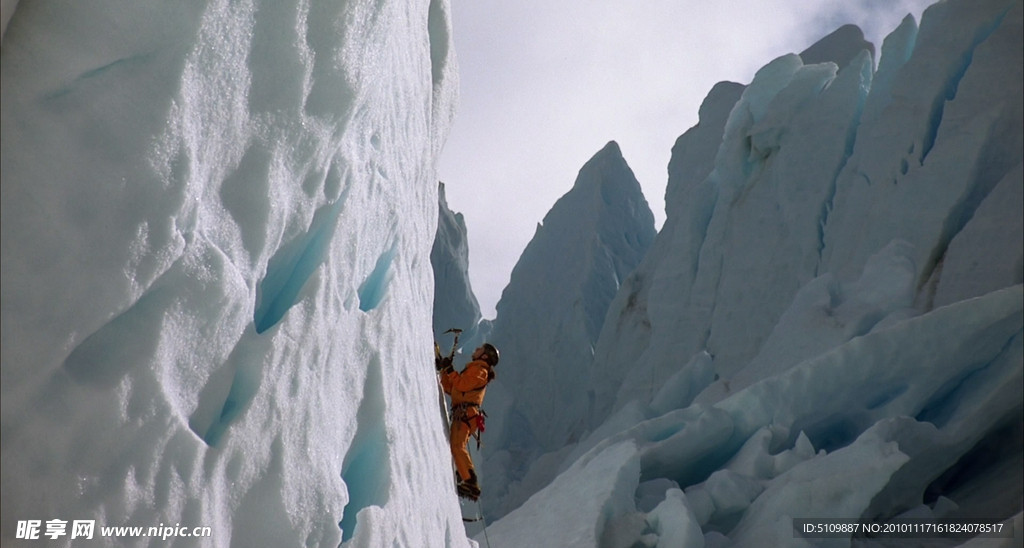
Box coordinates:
[441,359,491,414]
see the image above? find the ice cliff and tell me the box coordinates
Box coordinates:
[475,0,1023,546]
[1,0,469,546]
[463,141,657,519]
[432,182,483,343]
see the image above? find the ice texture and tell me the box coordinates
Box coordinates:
[1,0,469,546]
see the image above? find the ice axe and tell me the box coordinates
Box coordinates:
[434,328,463,371]
[443,328,463,361]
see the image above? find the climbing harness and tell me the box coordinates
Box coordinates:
[452,402,488,450]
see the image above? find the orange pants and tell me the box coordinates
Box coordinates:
[450,419,476,482]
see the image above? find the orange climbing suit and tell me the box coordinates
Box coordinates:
[440,359,491,482]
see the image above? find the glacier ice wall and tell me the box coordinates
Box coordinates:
[596,0,1022,417]
[1,0,468,546]
[481,0,1023,544]
[476,141,657,517]
[432,182,483,343]
[821,0,1023,301]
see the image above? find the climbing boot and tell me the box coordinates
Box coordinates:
[457,470,481,500]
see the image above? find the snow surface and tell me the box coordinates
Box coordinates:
[2,0,471,546]
[471,0,1023,546]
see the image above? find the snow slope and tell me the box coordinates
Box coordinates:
[1,0,470,546]
[480,0,1023,545]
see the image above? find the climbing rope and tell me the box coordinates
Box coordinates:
[476,499,492,548]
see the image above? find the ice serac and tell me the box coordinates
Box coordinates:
[486,0,1023,545]
[598,21,876,416]
[431,182,483,342]
[932,162,1024,307]
[1,0,469,546]
[798,23,875,69]
[481,141,656,516]
[821,0,1023,300]
[592,80,744,425]
[860,14,919,129]
[699,46,873,380]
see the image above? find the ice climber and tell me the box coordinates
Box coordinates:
[437,343,499,500]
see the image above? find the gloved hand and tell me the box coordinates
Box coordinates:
[435,356,453,372]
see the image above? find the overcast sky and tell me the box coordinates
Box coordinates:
[438,0,935,319]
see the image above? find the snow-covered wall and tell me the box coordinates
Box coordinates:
[1,1,468,546]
